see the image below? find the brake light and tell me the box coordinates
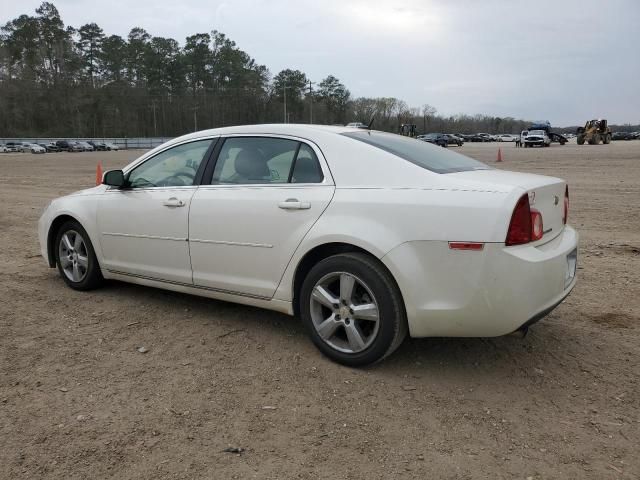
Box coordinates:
[506,194,532,245]
[563,186,569,225]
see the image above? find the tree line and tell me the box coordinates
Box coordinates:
[3,2,614,139]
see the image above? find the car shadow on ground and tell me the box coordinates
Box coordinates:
[91,278,576,379]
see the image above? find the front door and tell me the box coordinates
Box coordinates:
[97,139,215,283]
[189,136,334,298]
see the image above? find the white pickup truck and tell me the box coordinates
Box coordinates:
[521,129,551,148]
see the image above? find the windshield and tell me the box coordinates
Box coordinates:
[529,130,544,135]
[342,131,490,174]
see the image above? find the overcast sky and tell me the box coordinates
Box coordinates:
[2,0,639,125]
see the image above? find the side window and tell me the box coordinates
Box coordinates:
[212,137,299,184]
[127,139,213,188]
[211,137,324,185]
[291,143,323,183]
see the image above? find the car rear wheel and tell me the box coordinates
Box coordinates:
[54,220,103,290]
[300,253,407,366]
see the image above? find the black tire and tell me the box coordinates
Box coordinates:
[299,253,407,366]
[577,136,585,145]
[603,134,611,145]
[54,220,103,290]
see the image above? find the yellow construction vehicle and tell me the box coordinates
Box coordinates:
[576,119,611,145]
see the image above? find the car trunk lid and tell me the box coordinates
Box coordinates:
[447,170,567,243]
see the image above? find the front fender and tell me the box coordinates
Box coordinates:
[40,192,103,269]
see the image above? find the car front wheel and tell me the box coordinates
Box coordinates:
[300,253,407,366]
[54,220,103,290]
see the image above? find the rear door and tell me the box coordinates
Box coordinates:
[189,135,335,298]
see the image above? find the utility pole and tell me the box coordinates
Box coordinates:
[283,85,288,123]
[192,106,199,132]
[308,80,315,124]
[151,101,157,137]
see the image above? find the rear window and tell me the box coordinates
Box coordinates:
[342,131,490,174]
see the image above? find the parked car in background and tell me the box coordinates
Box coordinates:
[70,142,85,152]
[0,144,10,153]
[56,140,73,152]
[345,122,368,129]
[612,132,634,141]
[21,143,46,154]
[103,142,119,151]
[497,134,517,142]
[38,124,578,366]
[444,134,463,146]
[42,143,60,152]
[77,141,95,152]
[5,142,21,152]
[417,133,448,147]
[88,141,107,151]
[523,129,551,147]
[456,133,484,142]
[477,133,494,142]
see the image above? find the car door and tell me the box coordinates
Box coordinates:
[189,135,335,299]
[97,138,216,284]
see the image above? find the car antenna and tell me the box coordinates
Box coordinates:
[367,116,375,131]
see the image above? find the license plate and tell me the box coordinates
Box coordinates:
[565,248,577,288]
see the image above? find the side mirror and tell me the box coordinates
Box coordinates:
[103,169,126,187]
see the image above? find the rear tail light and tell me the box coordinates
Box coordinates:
[506,194,532,245]
[563,186,569,225]
[506,194,545,245]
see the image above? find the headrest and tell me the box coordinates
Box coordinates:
[234,148,269,179]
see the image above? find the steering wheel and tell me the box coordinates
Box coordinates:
[159,174,194,187]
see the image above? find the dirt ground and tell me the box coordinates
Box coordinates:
[1,140,639,479]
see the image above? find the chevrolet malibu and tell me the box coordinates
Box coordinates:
[38,125,578,366]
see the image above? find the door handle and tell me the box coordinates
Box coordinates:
[278,198,311,210]
[163,197,185,208]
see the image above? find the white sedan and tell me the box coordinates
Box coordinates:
[21,143,46,154]
[38,125,578,366]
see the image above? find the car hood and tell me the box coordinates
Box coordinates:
[65,185,104,197]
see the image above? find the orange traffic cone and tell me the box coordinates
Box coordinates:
[496,148,503,163]
[95,161,103,185]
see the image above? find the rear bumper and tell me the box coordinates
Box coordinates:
[382,226,578,337]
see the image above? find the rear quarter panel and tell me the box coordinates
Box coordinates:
[273,186,516,302]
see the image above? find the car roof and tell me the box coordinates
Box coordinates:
[171,123,355,142]
[127,124,498,189]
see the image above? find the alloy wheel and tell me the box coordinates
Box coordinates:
[58,230,89,282]
[309,272,380,354]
